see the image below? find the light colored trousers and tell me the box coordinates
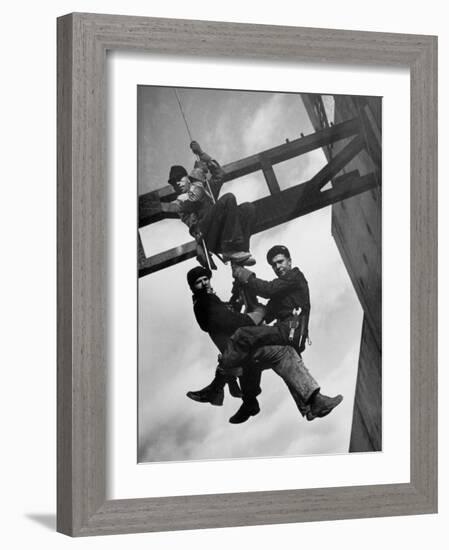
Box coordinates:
[251,346,320,417]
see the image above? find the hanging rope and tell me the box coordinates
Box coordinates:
[174,89,194,142]
[173,89,224,270]
[173,88,217,205]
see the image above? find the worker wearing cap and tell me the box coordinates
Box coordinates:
[218,245,343,422]
[222,245,311,367]
[163,142,257,266]
[185,265,263,415]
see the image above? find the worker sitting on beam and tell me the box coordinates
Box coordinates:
[158,141,257,267]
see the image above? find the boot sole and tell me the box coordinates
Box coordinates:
[229,407,260,424]
[223,253,255,265]
[231,258,256,266]
[186,392,224,406]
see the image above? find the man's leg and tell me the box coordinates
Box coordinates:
[253,346,319,417]
[237,202,256,252]
[200,193,245,254]
[239,367,262,399]
[229,367,262,424]
[220,325,285,375]
[254,345,343,420]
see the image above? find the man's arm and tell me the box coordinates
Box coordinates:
[190,141,225,182]
[233,266,302,299]
[162,182,208,215]
[160,201,181,214]
[195,298,254,334]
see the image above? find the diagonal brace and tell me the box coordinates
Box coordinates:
[306,134,365,193]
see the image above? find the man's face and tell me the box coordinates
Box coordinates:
[178,175,190,193]
[270,254,292,277]
[193,275,212,293]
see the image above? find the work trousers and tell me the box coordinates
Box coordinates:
[239,368,262,400]
[211,368,262,401]
[200,193,255,254]
[220,324,292,373]
[252,345,320,417]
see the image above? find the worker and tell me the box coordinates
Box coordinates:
[186,266,263,419]
[217,245,343,421]
[220,245,312,371]
[152,141,257,266]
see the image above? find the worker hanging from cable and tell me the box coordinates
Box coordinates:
[149,90,257,268]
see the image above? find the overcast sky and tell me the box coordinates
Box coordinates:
[137,86,363,463]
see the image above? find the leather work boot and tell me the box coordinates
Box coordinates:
[186,382,225,407]
[227,377,243,398]
[222,251,256,266]
[238,255,256,267]
[229,398,260,424]
[307,393,343,421]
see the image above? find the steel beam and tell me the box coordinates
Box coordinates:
[139,171,378,277]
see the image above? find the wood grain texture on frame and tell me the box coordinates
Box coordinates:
[57,12,437,536]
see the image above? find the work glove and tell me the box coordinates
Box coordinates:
[190,141,203,155]
[232,265,254,284]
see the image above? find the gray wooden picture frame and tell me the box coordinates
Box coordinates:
[57,12,438,537]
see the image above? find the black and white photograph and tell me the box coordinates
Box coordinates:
[137,86,381,463]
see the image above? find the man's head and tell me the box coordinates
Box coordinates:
[168,165,189,193]
[187,266,213,293]
[266,245,292,277]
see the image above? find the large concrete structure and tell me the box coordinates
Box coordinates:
[302,94,382,452]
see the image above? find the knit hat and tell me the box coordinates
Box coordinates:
[187,266,212,289]
[168,165,188,185]
[266,245,291,265]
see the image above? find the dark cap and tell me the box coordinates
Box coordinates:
[187,266,212,289]
[266,245,291,265]
[168,165,188,186]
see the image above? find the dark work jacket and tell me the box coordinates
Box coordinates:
[247,267,310,349]
[167,151,224,239]
[192,291,253,352]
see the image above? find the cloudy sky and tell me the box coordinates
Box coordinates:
[137,86,363,463]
